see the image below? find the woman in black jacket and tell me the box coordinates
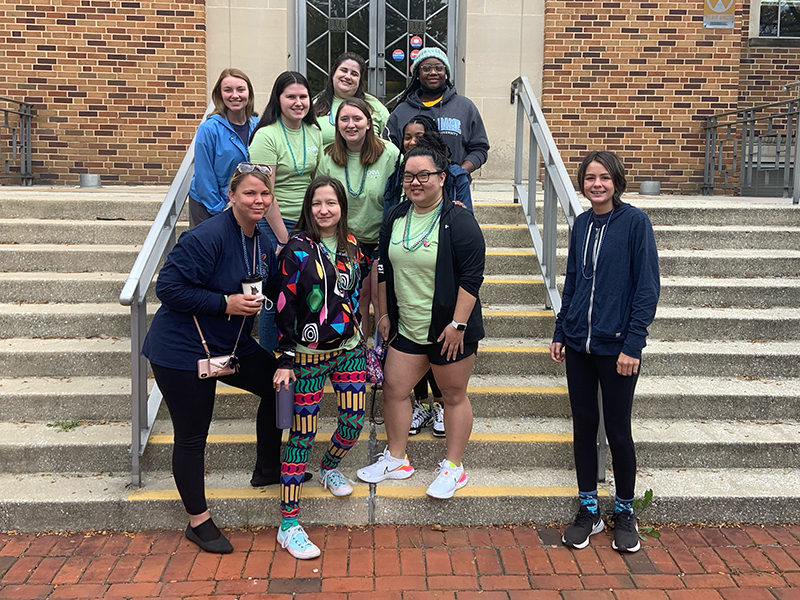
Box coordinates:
[357,145,485,500]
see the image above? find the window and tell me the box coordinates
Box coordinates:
[759,0,800,37]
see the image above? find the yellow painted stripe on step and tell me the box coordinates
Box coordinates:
[128,486,370,501]
[487,250,535,256]
[484,310,553,317]
[481,224,527,230]
[149,430,370,445]
[475,203,518,207]
[216,384,336,394]
[467,386,568,394]
[481,346,550,353]
[376,486,609,499]
[377,432,572,443]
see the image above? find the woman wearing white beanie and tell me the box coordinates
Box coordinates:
[384,47,490,174]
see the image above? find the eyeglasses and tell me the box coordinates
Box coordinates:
[403,170,443,184]
[236,162,272,175]
[419,64,446,74]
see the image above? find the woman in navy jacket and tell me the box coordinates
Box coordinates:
[188,68,259,227]
[143,165,290,554]
[550,151,660,554]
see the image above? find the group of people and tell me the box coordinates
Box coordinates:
[143,46,659,561]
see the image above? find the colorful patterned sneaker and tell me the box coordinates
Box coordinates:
[611,510,641,553]
[319,467,353,497]
[432,402,445,437]
[426,459,468,499]
[357,447,415,483]
[409,400,433,435]
[277,524,321,560]
[562,506,604,549]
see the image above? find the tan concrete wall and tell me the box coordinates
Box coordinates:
[204,0,544,180]
[462,0,545,180]
[205,0,291,114]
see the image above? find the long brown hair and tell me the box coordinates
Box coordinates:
[313,52,368,117]
[324,97,386,167]
[210,68,255,121]
[293,176,355,263]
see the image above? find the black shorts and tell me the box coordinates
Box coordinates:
[361,242,379,270]
[390,333,478,366]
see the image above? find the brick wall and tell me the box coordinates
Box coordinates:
[542,1,742,194]
[0,0,206,185]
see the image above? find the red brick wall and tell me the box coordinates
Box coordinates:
[542,1,743,194]
[0,1,206,185]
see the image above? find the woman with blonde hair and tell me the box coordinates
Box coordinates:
[188,68,258,227]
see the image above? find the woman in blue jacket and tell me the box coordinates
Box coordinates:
[188,68,259,228]
[550,151,660,554]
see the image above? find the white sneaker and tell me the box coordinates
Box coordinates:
[409,400,433,435]
[357,447,415,483]
[432,402,445,437]
[319,467,353,497]
[426,459,468,499]
[277,524,321,560]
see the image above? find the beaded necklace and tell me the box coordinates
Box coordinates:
[279,117,307,175]
[344,158,368,198]
[391,201,442,252]
[239,226,263,277]
[317,237,356,292]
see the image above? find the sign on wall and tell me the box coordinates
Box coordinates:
[704,0,735,28]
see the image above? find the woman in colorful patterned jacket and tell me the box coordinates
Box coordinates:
[272,176,368,560]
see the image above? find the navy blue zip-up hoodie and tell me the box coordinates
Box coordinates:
[553,203,660,360]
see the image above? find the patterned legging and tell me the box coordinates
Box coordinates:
[280,345,366,519]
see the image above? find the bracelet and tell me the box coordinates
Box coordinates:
[376,314,388,327]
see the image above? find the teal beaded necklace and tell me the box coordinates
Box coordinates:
[391,201,443,251]
[279,117,307,175]
[344,159,368,198]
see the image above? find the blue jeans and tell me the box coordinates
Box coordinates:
[258,216,296,353]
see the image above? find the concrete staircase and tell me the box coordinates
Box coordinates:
[0,185,799,531]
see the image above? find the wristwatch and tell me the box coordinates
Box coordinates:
[451,320,467,331]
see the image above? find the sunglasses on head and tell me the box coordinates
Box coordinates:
[236,162,272,175]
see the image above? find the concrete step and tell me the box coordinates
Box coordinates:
[0,244,140,273]
[660,276,800,308]
[4,415,796,474]
[0,218,187,245]
[0,272,144,304]
[5,337,799,379]
[1,464,798,531]
[3,372,798,424]
[0,188,166,221]
[0,302,154,339]
[475,338,800,378]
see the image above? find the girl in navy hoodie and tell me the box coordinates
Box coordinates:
[550,151,659,554]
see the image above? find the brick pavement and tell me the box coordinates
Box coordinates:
[1,523,799,599]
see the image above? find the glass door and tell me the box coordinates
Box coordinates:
[297,0,457,110]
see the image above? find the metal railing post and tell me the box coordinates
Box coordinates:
[597,387,607,483]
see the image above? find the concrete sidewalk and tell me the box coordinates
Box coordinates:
[1,523,799,599]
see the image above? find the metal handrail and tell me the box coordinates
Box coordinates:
[509,76,583,315]
[119,102,213,487]
[703,81,800,203]
[0,97,33,186]
[509,77,608,482]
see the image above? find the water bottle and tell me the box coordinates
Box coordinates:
[276,380,295,430]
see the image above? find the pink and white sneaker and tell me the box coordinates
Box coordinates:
[426,459,468,499]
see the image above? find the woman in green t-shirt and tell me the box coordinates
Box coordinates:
[248,71,323,353]
[313,52,390,147]
[317,97,399,334]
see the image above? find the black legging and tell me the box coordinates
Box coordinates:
[152,347,282,515]
[413,368,442,401]
[565,345,639,499]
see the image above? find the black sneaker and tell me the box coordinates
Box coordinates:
[610,510,641,553]
[562,506,604,549]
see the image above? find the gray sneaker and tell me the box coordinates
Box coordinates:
[432,402,445,437]
[409,400,433,435]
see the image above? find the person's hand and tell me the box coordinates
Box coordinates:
[225,293,262,316]
[550,342,564,363]
[376,315,391,342]
[437,323,465,362]
[453,200,468,210]
[273,368,296,391]
[617,352,640,376]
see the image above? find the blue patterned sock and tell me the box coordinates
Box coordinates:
[615,495,634,515]
[579,490,599,515]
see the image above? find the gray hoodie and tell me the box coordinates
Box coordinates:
[385,85,490,170]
